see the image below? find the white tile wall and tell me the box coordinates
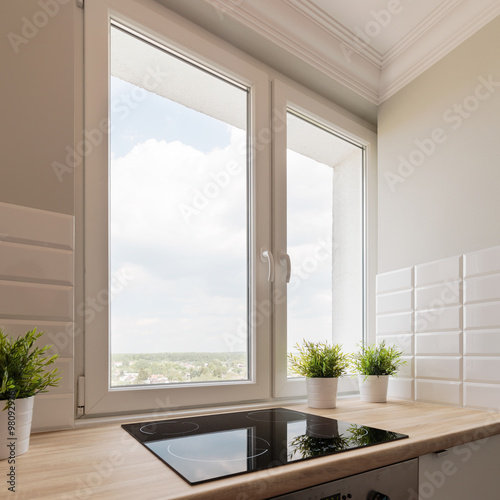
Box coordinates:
[415,305,462,333]
[376,312,413,334]
[377,334,414,356]
[464,245,500,277]
[415,256,461,287]
[0,202,74,431]
[415,331,462,356]
[415,356,462,381]
[464,383,500,411]
[388,377,414,400]
[376,268,414,401]
[377,246,500,411]
[465,274,500,303]
[464,357,500,384]
[464,329,500,355]
[414,281,461,310]
[376,289,412,315]
[464,302,500,329]
[416,379,462,406]
[376,267,413,293]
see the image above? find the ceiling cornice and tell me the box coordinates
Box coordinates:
[203,0,500,104]
[205,0,381,104]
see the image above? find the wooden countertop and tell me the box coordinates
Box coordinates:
[3,399,500,500]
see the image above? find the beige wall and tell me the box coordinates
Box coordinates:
[0,1,76,215]
[378,16,500,273]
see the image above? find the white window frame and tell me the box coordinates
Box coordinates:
[83,0,272,416]
[271,79,377,399]
[82,0,377,417]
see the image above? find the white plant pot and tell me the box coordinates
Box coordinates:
[0,397,34,460]
[306,377,339,409]
[358,375,389,403]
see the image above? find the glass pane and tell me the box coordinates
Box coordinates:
[109,26,248,387]
[286,112,363,375]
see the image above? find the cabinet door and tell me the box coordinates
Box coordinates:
[418,434,500,499]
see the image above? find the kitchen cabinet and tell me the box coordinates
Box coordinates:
[417,433,500,499]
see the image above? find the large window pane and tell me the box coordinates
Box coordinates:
[109,26,249,387]
[286,112,363,373]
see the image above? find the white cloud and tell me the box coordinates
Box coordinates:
[110,128,248,353]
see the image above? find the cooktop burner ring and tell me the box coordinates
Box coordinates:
[166,435,271,463]
[139,421,200,436]
[246,408,307,422]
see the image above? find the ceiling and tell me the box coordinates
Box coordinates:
[155,0,500,122]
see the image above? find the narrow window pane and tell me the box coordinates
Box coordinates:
[109,26,248,387]
[286,112,363,374]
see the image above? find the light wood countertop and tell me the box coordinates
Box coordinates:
[3,399,500,500]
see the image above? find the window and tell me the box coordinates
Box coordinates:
[83,0,375,416]
[109,25,250,387]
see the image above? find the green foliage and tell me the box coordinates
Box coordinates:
[0,328,61,408]
[350,341,405,377]
[288,339,349,378]
[111,352,247,385]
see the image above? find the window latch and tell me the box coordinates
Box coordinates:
[280,253,291,283]
[260,248,274,282]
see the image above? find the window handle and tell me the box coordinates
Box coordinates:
[260,248,274,282]
[280,253,291,283]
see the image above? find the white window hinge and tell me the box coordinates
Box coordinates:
[77,375,85,417]
[76,0,84,8]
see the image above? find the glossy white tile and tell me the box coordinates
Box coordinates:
[465,273,500,303]
[376,289,413,314]
[415,356,462,381]
[415,255,461,287]
[415,281,461,310]
[415,305,462,332]
[464,302,500,329]
[377,334,414,356]
[0,281,73,321]
[464,383,500,411]
[0,241,73,285]
[464,329,500,355]
[46,358,74,395]
[396,356,414,379]
[0,201,73,249]
[0,320,74,357]
[464,245,500,278]
[387,377,414,401]
[376,312,413,334]
[415,331,462,356]
[464,357,500,383]
[416,379,462,406]
[32,393,74,431]
[376,267,413,294]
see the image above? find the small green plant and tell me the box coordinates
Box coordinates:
[288,339,349,378]
[350,341,405,378]
[0,328,61,409]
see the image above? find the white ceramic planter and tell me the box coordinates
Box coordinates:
[358,375,389,403]
[306,377,339,408]
[0,397,34,460]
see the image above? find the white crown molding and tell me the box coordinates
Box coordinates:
[382,0,461,66]
[284,0,383,67]
[203,0,500,104]
[380,0,500,101]
[205,0,381,103]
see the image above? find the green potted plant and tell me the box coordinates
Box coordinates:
[288,339,349,408]
[350,340,405,403]
[0,328,61,459]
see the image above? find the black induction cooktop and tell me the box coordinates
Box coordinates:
[121,408,408,485]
